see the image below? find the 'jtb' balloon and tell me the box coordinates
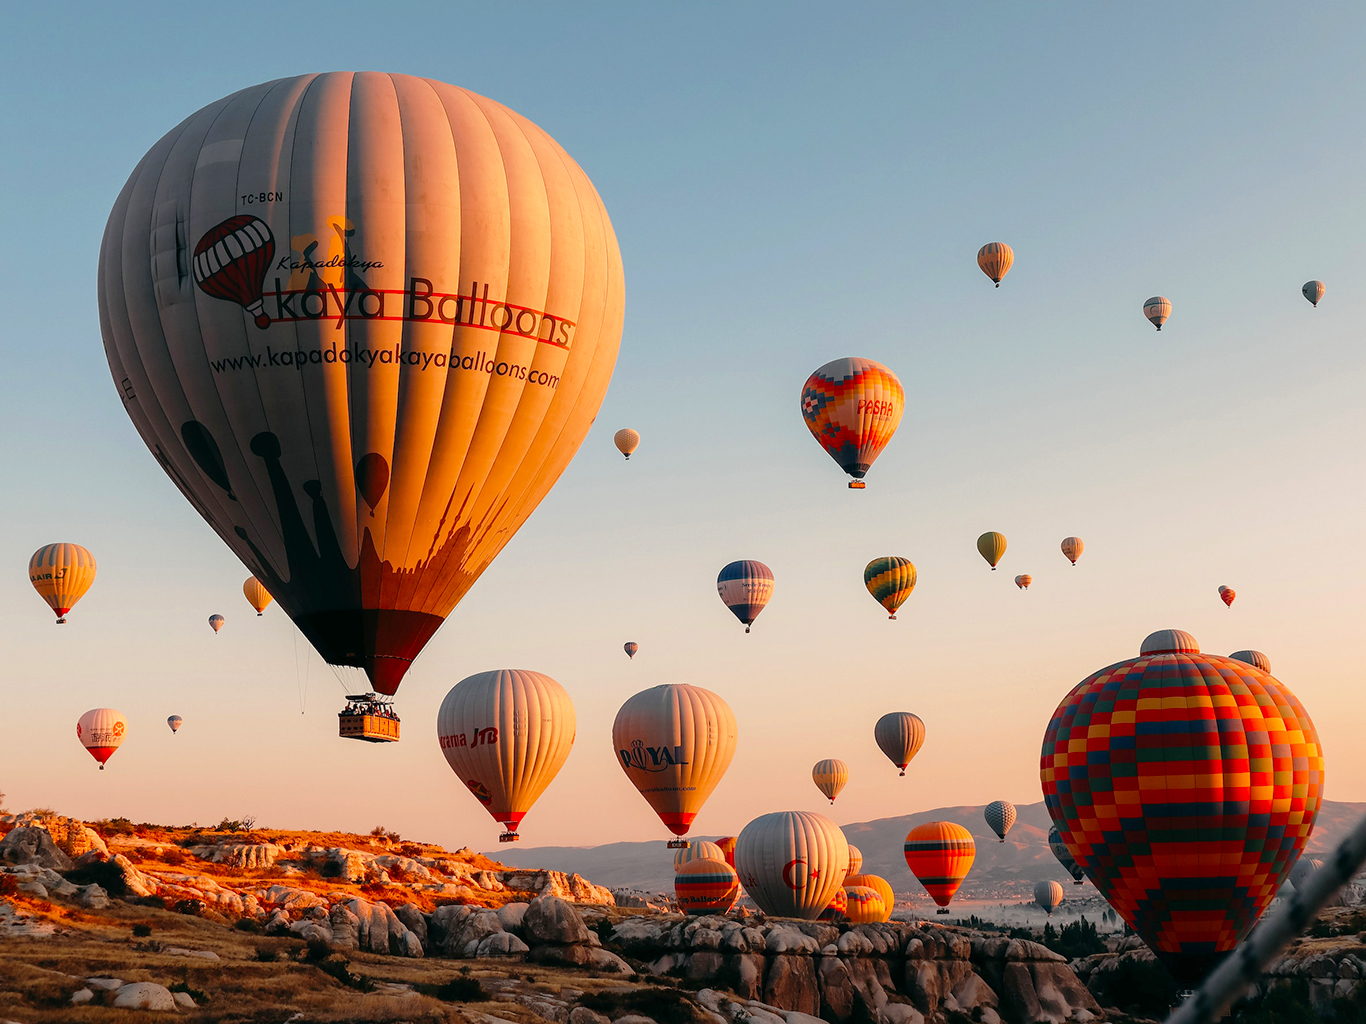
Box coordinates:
[1041,629,1323,985]
[1049,826,1086,884]
[1034,880,1064,916]
[875,712,926,776]
[977,242,1014,287]
[1144,295,1171,330]
[1230,649,1270,672]
[844,873,894,922]
[624,642,638,659]
[735,810,849,919]
[675,858,738,915]
[1061,536,1084,566]
[673,840,726,869]
[29,544,96,624]
[976,532,1007,569]
[800,358,904,489]
[99,73,625,697]
[1219,585,1236,608]
[77,708,127,769]
[614,428,640,459]
[717,560,773,633]
[904,822,975,911]
[1014,574,1031,590]
[1303,280,1325,307]
[436,669,576,841]
[243,576,272,615]
[167,715,183,734]
[613,684,737,838]
[843,886,885,924]
[984,800,1016,842]
[864,557,916,619]
[812,759,849,803]
[209,614,225,633]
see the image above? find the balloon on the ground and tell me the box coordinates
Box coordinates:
[624,642,638,659]
[1230,649,1270,672]
[1035,880,1065,916]
[812,759,849,803]
[735,810,849,919]
[844,873,894,922]
[209,614,225,633]
[864,557,916,619]
[29,544,96,624]
[243,577,272,615]
[1014,575,1031,590]
[875,712,926,776]
[1061,537,1084,565]
[99,73,625,698]
[800,358,904,489]
[77,708,127,769]
[673,840,726,869]
[984,800,1017,842]
[1144,295,1171,330]
[904,822,975,909]
[1219,585,1236,608]
[976,532,1007,570]
[846,844,864,875]
[716,836,737,867]
[1049,826,1086,884]
[1303,280,1325,307]
[843,885,885,924]
[675,858,738,915]
[977,242,1014,287]
[614,428,640,459]
[167,715,183,734]
[613,684,737,838]
[717,560,774,633]
[1041,628,1323,986]
[436,669,576,841]
[819,887,849,921]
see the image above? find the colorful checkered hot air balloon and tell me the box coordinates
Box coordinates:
[717,560,774,633]
[675,857,739,915]
[1040,628,1323,986]
[984,800,1016,843]
[904,822,975,913]
[192,216,275,329]
[800,357,904,489]
[864,557,916,619]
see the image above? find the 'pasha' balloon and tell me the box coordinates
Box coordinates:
[984,800,1016,842]
[614,428,640,459]
[167,715,183,734]
[717,560,774,633]
[99,73,625,697]
[1303,280,1325,307]
[812,758,849,803]
[800,357,904,489]
[1144,295,1171,330]
[1034,880,1064,916]
[243,576,272,615]
[976,242,1014,287]
[1041,629,1323,985]
[864,557,916,619]
[436,669,576,841]
[77,708,127,769]
[904,822,975,911]
[844,873,894,922]
[29,544,96,624]
[675,857,738,915]
[874,711,926,776]
[976,532,1007,570]
[734,810,849,919]
[843,886,885,924]
[1060,536,1084,566]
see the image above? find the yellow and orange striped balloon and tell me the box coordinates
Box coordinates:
[976,242,1014,286]
[29,544,97,623]
[844,873,894,922]
[675,857,739,915]
[844,885,886,924]
[819,886,849,921]
[864,556,916,619]
[904,822,975,909]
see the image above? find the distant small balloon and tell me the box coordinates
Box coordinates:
[209,614,225,633]
[77,708,127,770]
[1219,585,1236,608]
[1302,281,1325,307]
[1291,857,1324,891]
[812,759,849,804]
[1230,649,1270,672]
[1060,537,1084,565]
[875,712,926,776]
[614,428,641,460]
[1048,826,1087,885]
[1144,296,1171,330]
[864,556,916,619]
[243,576,273,615]
[984,800,1017,842]
[977,532,1007,570]
[717,560,774,633]
[1014,575,1032,590]
[624,642,638,659]
[1034,879,1065,916]
[29,543,97,624]
[167,715,183,734]
[977,242,1014,287]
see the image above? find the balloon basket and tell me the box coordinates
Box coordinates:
[848,481,866,490]
[55,618,66,625]
[936,908,949,915]
[499,832,520,843]
[667,839,690,849]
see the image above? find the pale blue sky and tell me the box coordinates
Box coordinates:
[1,4,1362,848]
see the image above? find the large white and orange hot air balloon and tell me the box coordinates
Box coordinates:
[976,242,1014,287]
[436,669,576,842]
[99,73,625,699]
[243,577,273,615]
[734,810,849,919]
[29,544,97,624]
[77,708,127,769]
[613,684,737,845]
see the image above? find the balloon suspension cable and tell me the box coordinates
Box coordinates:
[1165,810,1366,1024]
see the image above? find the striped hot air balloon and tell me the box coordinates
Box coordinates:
[976,242,1014,287]
[717,560,774,633]
[614,428,640,459]
[1230,649,1270,672]
[819,887,849,921]
[209,614,225,633]
[167,715,183,734]
[812,759,849,803]
[843,885,885,924]
[984,800,1016,843]
[976,532,1007,570]
[1303,281,1325,307]
[846,844,863,876]
[675,857,739,915]
[624,642,639,659]
[864,557,916,619]
[904,822,975,912]
[1041,628,1323,986]
[29,544,97,624]
[1060,537,1084,566]
[1034,880,1064,916]
[734,810,849,919]
[243,576,272,615]
[875,712,926,776]
[716,836,737,868]
[1144,296,1171,330]
[674,841,726,869]
[77,708,127,769]
[1014,575,1031,590]
[800,358,904,489]
[1219,585,1236,608]
[844,873,894,922]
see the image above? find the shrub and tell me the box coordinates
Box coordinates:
[214,817,256,832]
[432,977,484,1002]
[234,918,264,934]
[304,937,333,962]
[312,954,374,992]
[255,946,280,962]
[65,859,130,896]
[98,817,136,836]
[132,924,152,938]
[174,899,206,917]
[1093,955,1179,1018]
[169,981,208,1003]
[1042,917,1106,959]
[0,875,17,898]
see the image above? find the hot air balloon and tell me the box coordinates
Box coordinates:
[77,708,127,769]
[846,844,864,876]
[977,242,1014,287]
[99,73,625,699]
[614,428,640,460]
[844,873,894,922]
[1144,296,1171,330]
[1041,629,1323,985]
[436,669,576,842]
[812,759,849,804]
[1014,575,1031,590]
[843,886,886,924]
[613,684,737,845]
[675,857,738,915]
[864,557,916,619]
[1048,826,1086,884]
[1290,857,1324,891]
[673,840,726,869]
[1061,537,1084,566]
[716,836,737,868]
[243,576,272,615]
[875,712,926,776]
[984,800,1016,843]
[209,614,225,633]
[29,544,96,624]
[1303,281,1325,307]
[624,642,638,660]
[1230,649,1270,672]
[734,810,849,919]
[1219,585,1236,608]
[167,715,183,734]
[904,822,975,913]
[1034,880,1064,916]
[800,358,904,489]
[717,560,774,633]
[819,887,849,921]
[976,532,1007,570]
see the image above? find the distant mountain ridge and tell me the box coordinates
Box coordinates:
[493,799,1366,896]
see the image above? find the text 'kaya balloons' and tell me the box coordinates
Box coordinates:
[735,810,849,919]
[875,712,926,776]
[613,684,737,839]
[812,759,849,804]
[800,358,904,489]
[864,557,916,619]
[436,669,576,841]
[29,544,96,624]
[717,560,774,633]
[77,708,127,769]
[243,576,273,615]
[984,800,1016,843]
[1041,629,1323,985]
[904,822,975,912]
[99,73,625,697]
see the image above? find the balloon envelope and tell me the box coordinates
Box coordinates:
[735,810,849,919]
[800,357,904,487]
[717,560,774,632]
[976,242,1014,286]
[673,840,726,869]
[843,885,885,924]
[209,614,225,633]
[1290,857,1324,891]
[984,800,1017,842]
[819,887,849,921]
[1034,879,1065,915]
[77,708,127,768]
[614,428,640,458]
[29,544,96,623]
[99,73,625,697]
[1014,575,1031,590]
[623,642,638,659]
[864,557,916,619]
[874,712,926,775]
[1219,585,1236,608]
[716,836,737,868]
[844,873,894,922]
[1048,826,1086,884]
[1061,537,1084,565]
[243,576,273,615]
[976,532,1007,569]
[1230,649,1270,673]
[812,759,849,803]
[675,857,738,915]
[1144,295,1171,330]
[903,822,975,907]
[167,715,183,733]
[1303,280,1325,307]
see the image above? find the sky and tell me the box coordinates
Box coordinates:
[0,3,1363,852]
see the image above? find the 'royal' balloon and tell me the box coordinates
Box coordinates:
[875,712,926,776]
[717,560,774,633]
[812,759,849,804]
[735,810,849,919]
[29,544,96,624]
[864,557,916,619]
[77,708,127,769]
[984,800,1016,842]
[99,73,625,697]
[800,358,903,489]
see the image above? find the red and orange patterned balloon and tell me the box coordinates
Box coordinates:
[800,358,903,489]
[903,822,975,911]
[1040,629,1323,985]
[675,857,739,915]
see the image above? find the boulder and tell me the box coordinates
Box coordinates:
[689,950,726,982]
[70,988,94,1005]
[86,978,125,991]
[766,926,820,954]
[818,956,857,1020]
[523,894,591,944]
[531,943,634,974]
[610,916,673,954]
[328,901,360,948]
[727,953,766,1000]
[111,982,176,1010]
[764,954,820,1016]
[497,901,529,932]
[478,931,531,957]
[879,1005,925,1024]
[16,882,48,898]
[344,897,423,957]
[173,991,198,1009]
[0,827,74,870]
[569,1008,610,1024]
[998,961,1100,1024]
[394,902,428,947]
